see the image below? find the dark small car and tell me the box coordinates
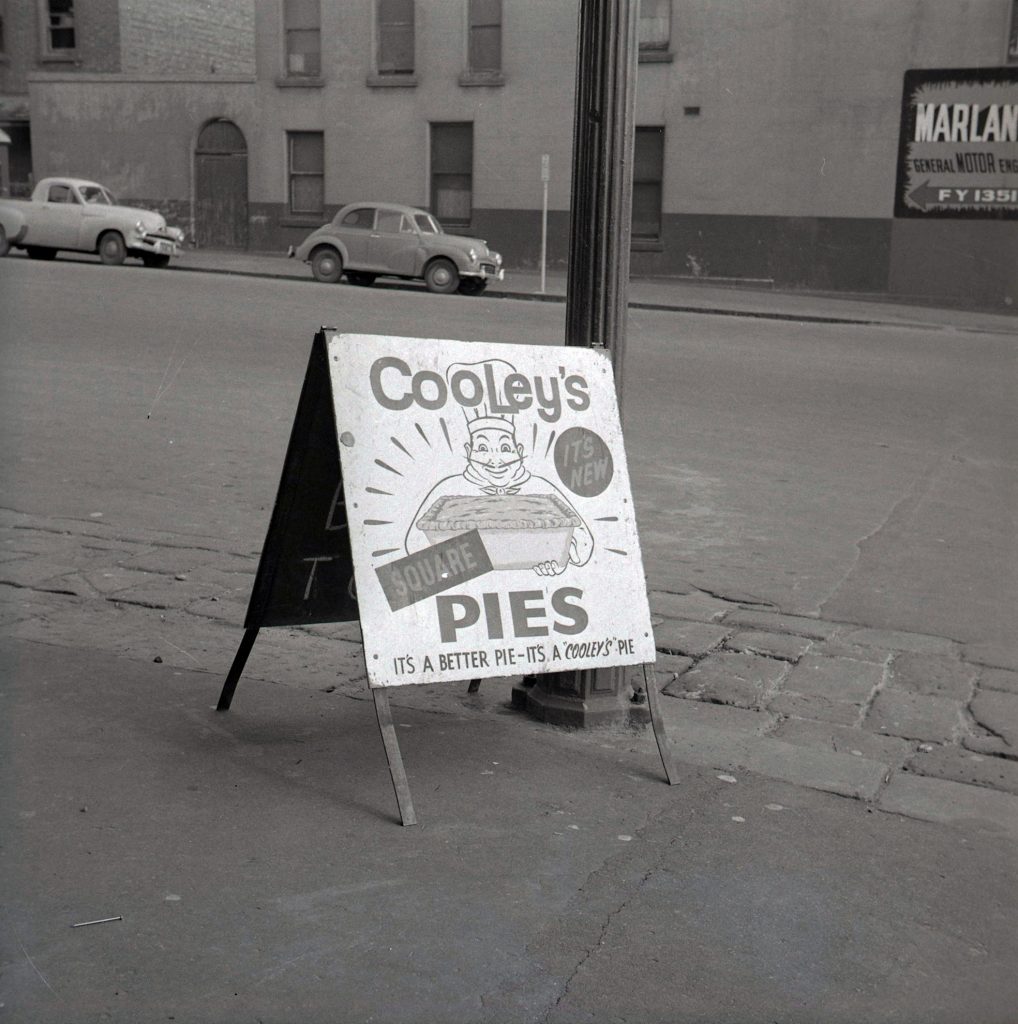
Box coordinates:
[289,202,504,294]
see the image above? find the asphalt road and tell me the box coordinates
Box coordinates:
[2,257,1015,648]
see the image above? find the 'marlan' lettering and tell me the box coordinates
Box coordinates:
[914,103,1018,143]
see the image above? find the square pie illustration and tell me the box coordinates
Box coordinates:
[416,493,581,571]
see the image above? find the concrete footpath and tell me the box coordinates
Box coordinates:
[3,638,1017,1023]
[168,245,1018,334]
[3,251,1018,1022]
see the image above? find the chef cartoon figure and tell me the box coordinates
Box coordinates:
[404,358,594,576]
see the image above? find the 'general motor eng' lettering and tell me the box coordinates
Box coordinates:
[369,356,591,423]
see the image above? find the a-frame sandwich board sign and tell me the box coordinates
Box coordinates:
[216,329,418,825]
[216,329,358,710]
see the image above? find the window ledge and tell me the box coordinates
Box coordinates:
[39,53,78,64]
[631,238,664,252]
[458,70,505,87]
[366,72,417,88]
[275,75,325,88]
[638,50,674,64]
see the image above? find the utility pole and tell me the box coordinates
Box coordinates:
[519,0,640,728]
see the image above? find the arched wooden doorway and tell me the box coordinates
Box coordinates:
[195,120,248,249]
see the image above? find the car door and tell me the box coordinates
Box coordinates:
[335,206,376,268]
[369,210,420,275]
[30,183,84,248]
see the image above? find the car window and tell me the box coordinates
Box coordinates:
[79,186,112,205]
[414,213,442,234]
[48,184,77,204]
[340,207,376,229]
[375,210,404,233]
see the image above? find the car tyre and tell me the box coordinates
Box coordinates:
[27,246,56,260]
[425,258,459,294]
[0,225,9,258]
[141,253,171,268]
[311,246,343,284]
[346,271,377,286]
[98,231,127,266]
[458,278,488,296]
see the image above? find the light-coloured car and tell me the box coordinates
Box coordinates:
[0,177,185,267]
[289,202,504,295]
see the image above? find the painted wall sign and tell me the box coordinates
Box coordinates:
[329,334,656,688]
[894,66,1018,219]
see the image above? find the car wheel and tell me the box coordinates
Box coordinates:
[141,253,171,268]
[26,246,56,260]
[458,278,488,296]
[98,231,127,266]
[0,225,9,258]
[346,271,377,286]
[311,247,343,283]
[425,258,459,294]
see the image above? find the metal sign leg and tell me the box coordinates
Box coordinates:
[643,664,679,786]
[371,688,418,826]
[217,627,260,711]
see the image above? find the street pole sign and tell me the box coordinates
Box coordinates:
[894,66,1018,219]
[540,154,549,294]
[328,333,656,688]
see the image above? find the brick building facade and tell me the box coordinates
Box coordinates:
[4,0,1018,305]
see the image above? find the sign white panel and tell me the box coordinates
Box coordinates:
[329,334,656,687]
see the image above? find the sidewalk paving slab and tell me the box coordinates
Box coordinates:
[6,637,1017,1023]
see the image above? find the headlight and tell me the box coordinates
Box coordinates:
[135,219,146,234]
[467,247,478,263]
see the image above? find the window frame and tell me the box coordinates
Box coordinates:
[631,126,665,247]
[376,0,415,76]
[38,0,77,60]
[638,0,673,64]
[429,122,474,231]
[462,0,503,83]
[286,130,325,219]
[282,0,322,80]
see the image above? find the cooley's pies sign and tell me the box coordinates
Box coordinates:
[329,334,656,687]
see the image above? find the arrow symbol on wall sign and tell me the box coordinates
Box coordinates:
[908,180,1018,211]
[906,180,940,210]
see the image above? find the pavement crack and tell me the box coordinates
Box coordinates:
[0,579,78,597]
[817,436,967,616]
[542,868,657,1023]
[694,584,775,609]
[106,596,170,610]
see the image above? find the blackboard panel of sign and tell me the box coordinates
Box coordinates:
[244,330,358,628]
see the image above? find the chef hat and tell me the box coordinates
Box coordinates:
[446,358,518,436]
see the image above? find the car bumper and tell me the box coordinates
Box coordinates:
[465,265,505,281]
[134,227,184,257]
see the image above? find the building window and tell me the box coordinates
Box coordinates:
[377,0,414,75]
[1008,0,1018,63]
[468,0,501,74]
[430,122,473,229]
[0,0,7,54]
[284,0,320,76]
[638,0,672,62]
[288,131,324,216]
[632,127,664,242]
[40,0,76,57]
